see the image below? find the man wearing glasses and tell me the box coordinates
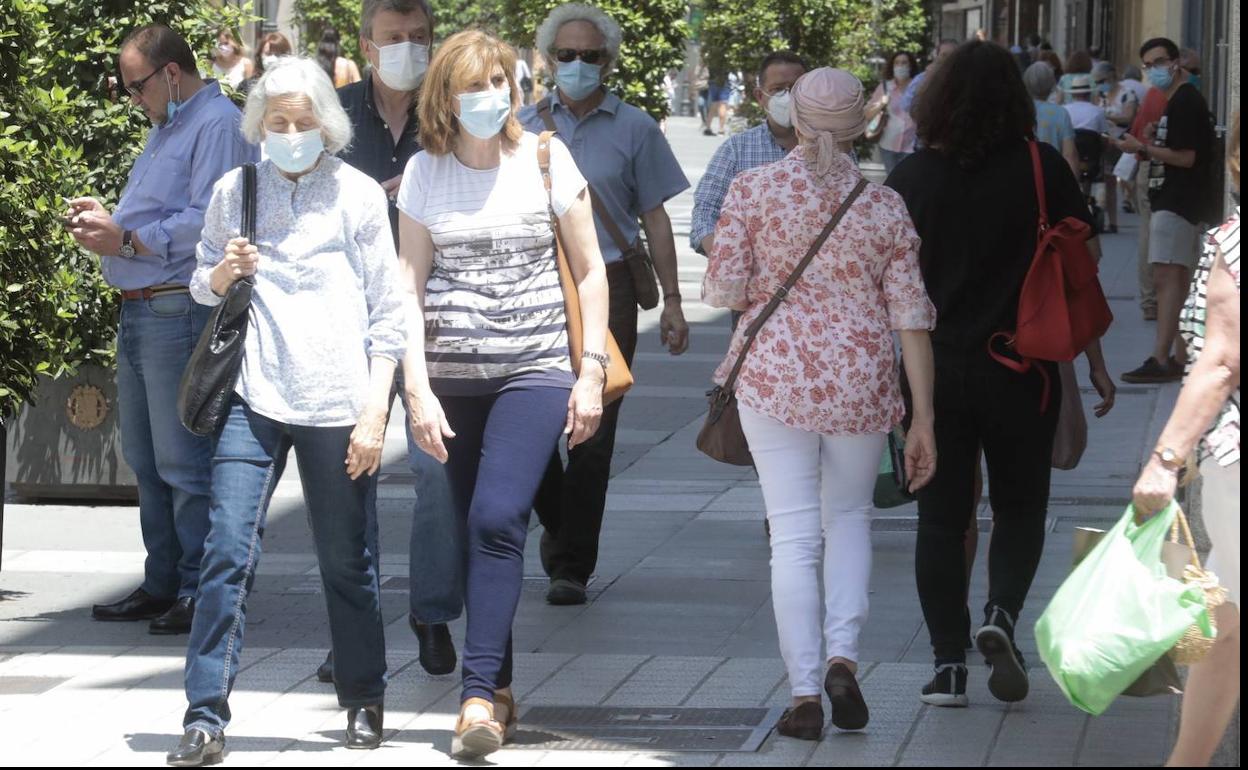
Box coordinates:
[520,2,690,607]
[66,24,255,634]
[1114,37,1216,385]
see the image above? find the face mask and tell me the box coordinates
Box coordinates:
[262,55,280,70]
[163,70,182,125]
[457,88,512,140]
[1097,82,1111,97]
[265,128,325,174]
[894,65,911,80]
[1147,64,1174,90]
[217,43,235,56]
[765,89,792,129]
[372,41,429,91]
[555,60,602,101]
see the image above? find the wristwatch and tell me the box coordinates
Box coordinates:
[119,229,136,259]
[1154,446,1184,473]
[582,350,611,371]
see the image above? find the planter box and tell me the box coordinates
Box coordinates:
[4,364,138,500]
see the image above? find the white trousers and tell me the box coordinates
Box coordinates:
[739,404,886,697]
[1202,458,1240,606]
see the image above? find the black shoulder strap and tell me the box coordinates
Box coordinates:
[721,177,870,393]
[241,163,256,243]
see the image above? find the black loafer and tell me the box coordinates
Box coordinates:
[545,578,587,606]
[345,704,384,749]
[316,650,334,683]
[409,615,457,675]
[166,727,224,766]
[775,701,823,741]
[149,597,195,635]
[824,663,869,730]
[93,587,175,622]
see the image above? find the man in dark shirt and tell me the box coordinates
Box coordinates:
[324,0,461,682]
[1115,37,1215,383]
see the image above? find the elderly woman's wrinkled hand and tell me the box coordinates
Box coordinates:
[345,403,389,480]
[407,389,455,464]
[1131,456,1179,521]
[566,368,605,449]
[211,237,259,296]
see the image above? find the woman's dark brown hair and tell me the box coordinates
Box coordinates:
[912,40,1036,170]
[1065,49,1093,75]
[1038,49,1063,79]
[884,51,917,83]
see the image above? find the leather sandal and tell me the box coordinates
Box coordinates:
[493,689,519,742]
[451,697,504,759]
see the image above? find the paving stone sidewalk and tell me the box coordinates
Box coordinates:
[1,117,1195,766]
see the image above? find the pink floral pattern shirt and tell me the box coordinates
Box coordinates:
[703,146,936,435]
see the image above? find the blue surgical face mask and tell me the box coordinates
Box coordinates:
[555,60,602,101]
[1147,64,1174,90]
[265,128,325,174]
[163,70,182,125]
[457,87,512,140]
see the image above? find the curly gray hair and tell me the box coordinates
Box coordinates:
[535,3,623,76]
[241,57,353,154]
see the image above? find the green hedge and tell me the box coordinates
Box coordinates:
[0,0,254,420]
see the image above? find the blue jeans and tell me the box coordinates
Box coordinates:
[401,392,464,624]
[440,386,569,702]
[183,399,386,733]
[115,293,213,599]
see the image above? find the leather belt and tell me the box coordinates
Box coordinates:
[120,284,190,301]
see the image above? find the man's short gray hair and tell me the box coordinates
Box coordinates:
[536,3,623,73]
[1023,61,1056,101]
[361,0,434,40]
[241,57,353,153]
[1092,61,1115,82]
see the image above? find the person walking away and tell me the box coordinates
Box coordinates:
[886,40,1116,708]
[69,24,255,636]
[1057,49,1093,104]
[1115,37,1216,384]
[395,30,610,759]
[321,0,459,684]
[705,67,937,739]
[1131,111,1239,768]
[169,57,403,765]
[1024,61,1080,177]
[521,2,691,607]
[1096,61,1138,232]
[865,51,918,174]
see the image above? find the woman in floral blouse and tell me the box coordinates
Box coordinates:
[703,67,937,741]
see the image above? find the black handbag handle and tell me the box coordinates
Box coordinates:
[717,177,869,397]
[241,162,256,245]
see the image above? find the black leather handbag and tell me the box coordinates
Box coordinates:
[177,163,256,436]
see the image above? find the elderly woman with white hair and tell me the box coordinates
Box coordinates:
[703,67,937,740]
[169,57,405,766]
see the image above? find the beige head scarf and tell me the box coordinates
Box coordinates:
[791,67,867,177]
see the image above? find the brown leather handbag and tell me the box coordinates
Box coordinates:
[536,131,633,405]
[696,178,868,465]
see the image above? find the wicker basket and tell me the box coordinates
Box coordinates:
[1167,507,1228,666]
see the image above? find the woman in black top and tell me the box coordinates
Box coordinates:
[886,41,1116,708]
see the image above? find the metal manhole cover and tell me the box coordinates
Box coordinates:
[511,706,782,752]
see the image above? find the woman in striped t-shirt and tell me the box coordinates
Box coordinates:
[395,30,610,759]
[1132,110,1239,768]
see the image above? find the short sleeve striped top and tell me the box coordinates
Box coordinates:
[397,132,587,396]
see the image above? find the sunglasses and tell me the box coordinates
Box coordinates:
[553,48,608,65]
[125,64,168,98]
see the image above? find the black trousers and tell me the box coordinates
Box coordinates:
[912,347,1060,663]
[534,262,639,585]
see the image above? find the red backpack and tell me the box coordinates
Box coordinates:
[989,141,1113,409]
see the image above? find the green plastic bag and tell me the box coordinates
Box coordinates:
[1035,502,1211,715]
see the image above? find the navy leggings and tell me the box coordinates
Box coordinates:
[440,385,570,702]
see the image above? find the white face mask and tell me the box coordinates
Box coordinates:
[766,89,792,129]
[265,128,325,174]
[894,65,911,80]
[262,55,280,70]
[372,41,429,91]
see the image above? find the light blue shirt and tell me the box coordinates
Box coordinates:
[690,122,788,252]
[901,70,926,113]
[105,80,256,290]
[519,89,689,263]
[1034,99,1075,152]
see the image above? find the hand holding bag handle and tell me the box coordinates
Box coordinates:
[177,163,257,435]
[696,177,869,465]
[535,131,633,405]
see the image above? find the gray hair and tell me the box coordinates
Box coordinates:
[1122,64,1142,81]
[241,57,353,153]
[1092,61,1116,82]
[536,3,623,75]
[361,0,434,40]
[1023,61,1056,101]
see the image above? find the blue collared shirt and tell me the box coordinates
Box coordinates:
[105,80,256,290]
[519,89,689,263]
[690,122,788,253]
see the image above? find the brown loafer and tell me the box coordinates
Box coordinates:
[825,663,869,730]
[451,697,503,759]
[775,700,824,741]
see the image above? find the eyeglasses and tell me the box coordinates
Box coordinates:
[1142,56,1172,69]
[553,48,608,65]
[125,64,167,98]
